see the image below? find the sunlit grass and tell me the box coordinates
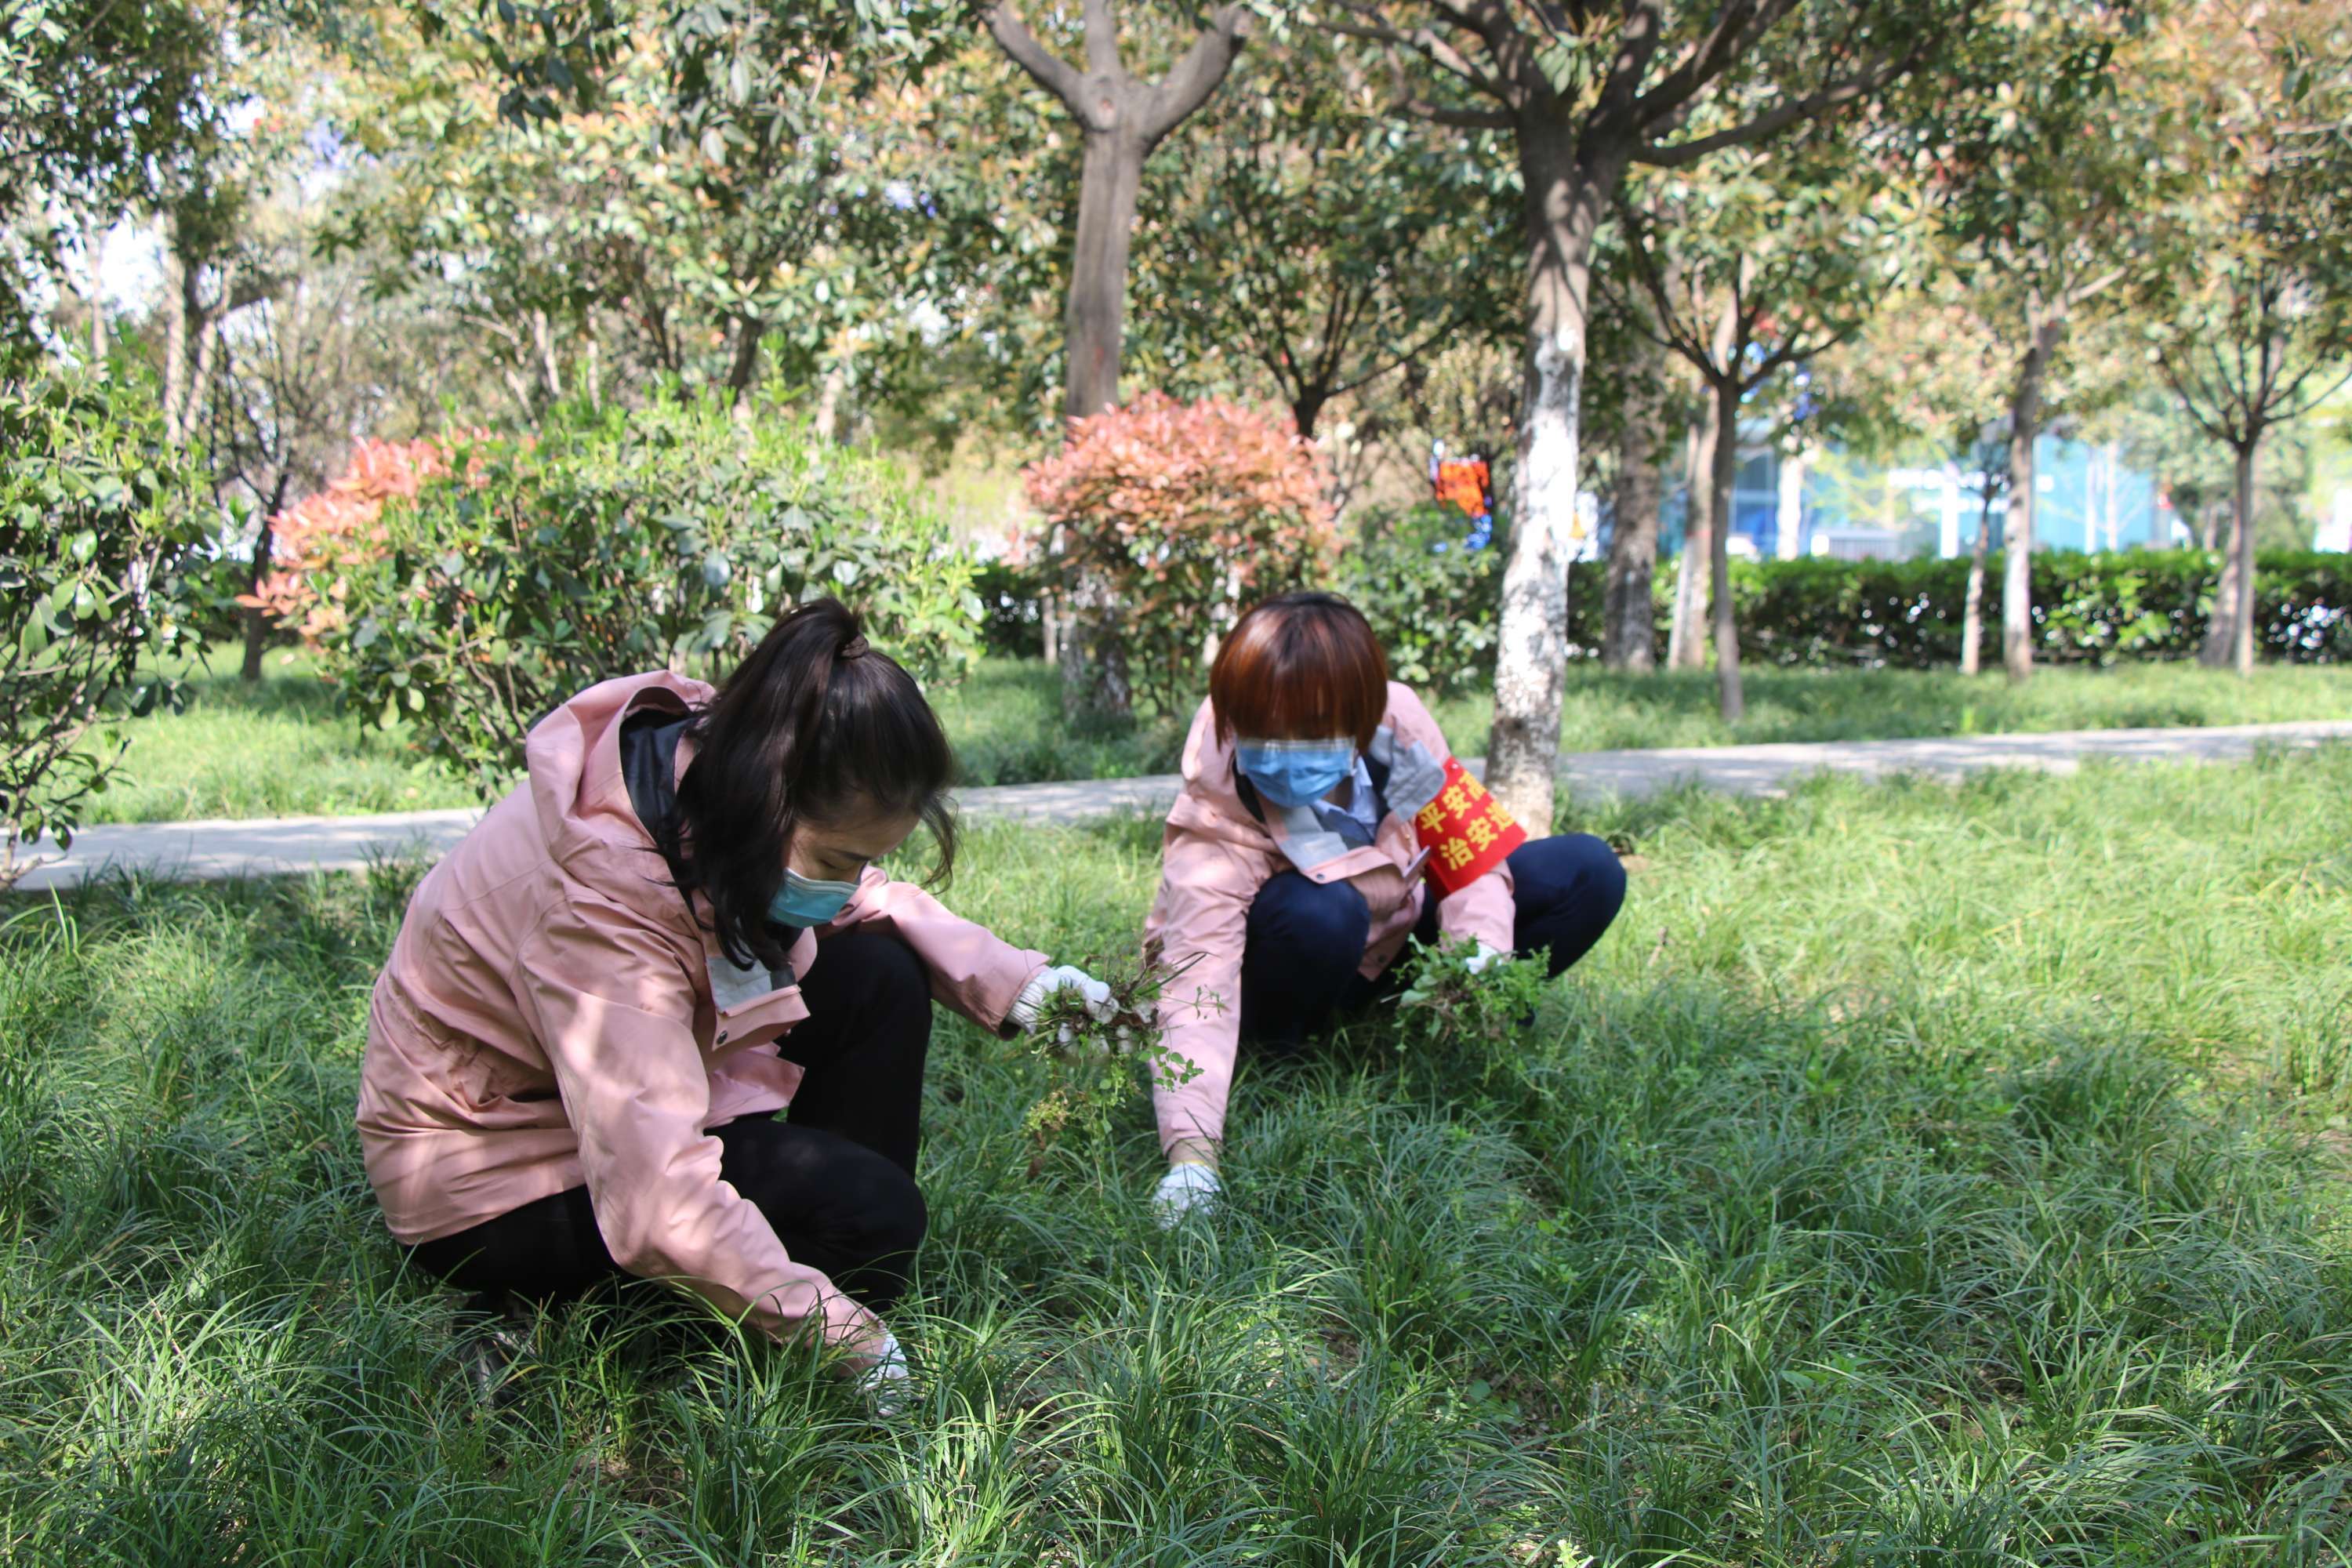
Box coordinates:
[5,749,2349,1561]
[78,654,2352,821]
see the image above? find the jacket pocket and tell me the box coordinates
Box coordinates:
[713,986,809,1054]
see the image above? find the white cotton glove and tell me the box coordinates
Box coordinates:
[1152,1161,1221,1228]
[855,1327,912,1418]
[1007,964,1116,1033]
[1464,942,1508,975]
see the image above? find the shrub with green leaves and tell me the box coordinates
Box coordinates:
[321,394,982,797]
[1726,546,2352,668]
[1338,504,1508,695]
[0,374,209,884]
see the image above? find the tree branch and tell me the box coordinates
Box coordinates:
[2276,360,2352,425]
[985,2,1087,116]
[1610,194,1718,372]
[1634,56,1896,166]
[1399,97,1515,129]
[1748,319,1854,387]
[2062,265,2126,311]
[1082,0,1121,76]
[1328,13,1505,103]
[1631,0,1802,125]
[1593,0,1671,125]
[2156,352,2232,446]
[1142,5,1253,147]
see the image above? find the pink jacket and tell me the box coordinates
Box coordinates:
[357,670,1047,1348]
[1145,681,1517,1153]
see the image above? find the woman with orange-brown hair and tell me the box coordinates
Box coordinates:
[1143,591,1624,1221]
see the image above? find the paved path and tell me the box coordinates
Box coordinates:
[13,719,2350,893]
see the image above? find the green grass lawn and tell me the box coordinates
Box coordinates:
[6,751,2349,1562]
[80,653,2352,822]
[74,652,480,825]
[932,658,2352,784]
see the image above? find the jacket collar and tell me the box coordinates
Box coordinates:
[1174,695,1420,877]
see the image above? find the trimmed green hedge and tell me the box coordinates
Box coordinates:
[974,543,2350,681]
[1726,549,2351,668]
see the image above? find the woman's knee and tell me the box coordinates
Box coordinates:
[1247,872,1371,965]
[829,931,931,1021]
[727,1123,927,1264]
[1563,832,1628,922]
[1514,833,1624,910]
[862,1163,927,1261]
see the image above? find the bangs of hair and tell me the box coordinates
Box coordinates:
[1209,591,1388,750]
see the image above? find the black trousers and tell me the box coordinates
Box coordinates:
[407,930,934,1315]
[1239,833,1628,1053]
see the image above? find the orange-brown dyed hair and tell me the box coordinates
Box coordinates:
[1210,591,1389,750]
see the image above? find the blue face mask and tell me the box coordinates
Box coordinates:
[768,867,858,929]
[1236,739,1356,809]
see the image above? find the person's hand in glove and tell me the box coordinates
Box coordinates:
[1463,942,1508,975]
[1152,1160,1221,1227]
[850,1325,913,1418]
[1007,963,1118,1044]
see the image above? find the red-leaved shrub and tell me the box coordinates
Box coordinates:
[1024,393,1338,713]
[241,437,452,641]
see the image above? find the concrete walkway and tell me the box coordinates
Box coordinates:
[13,718,2350,893]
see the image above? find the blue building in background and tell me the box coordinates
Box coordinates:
[1648,429,2180,564]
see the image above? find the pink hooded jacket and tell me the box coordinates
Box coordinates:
[1145,681,1518,1154]
[357,670,1047,1348]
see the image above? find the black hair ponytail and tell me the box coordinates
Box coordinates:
[655,598,956,969]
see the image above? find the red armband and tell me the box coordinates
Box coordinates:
[1410,755,1526,895]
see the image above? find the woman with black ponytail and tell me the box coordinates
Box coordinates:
[358,600,1112,1403]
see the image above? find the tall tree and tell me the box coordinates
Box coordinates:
[1601,313,1670,671]
[1919,5,2162,684]
[1138,34,1518,440]
[1663,360,1715,670]
[1810,281,2009,670]
[336,0,938,412]
[983,0,1252,423]
[2143,0,2352,674]
[1325,0,1964,826]
[0,0,221,352]
[1616,136,1916,720]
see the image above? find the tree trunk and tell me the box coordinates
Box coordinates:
[1707,375,1744,723]
[1959,453,1997,676]
[814,360,850,444]
[1057,590,1131,715]
[724,315,764,409]
[186,260,234,432]
[161,224,191,444]
[2203,437,2259,673]
[1065,129,1148,421]
[2001,314,2063,684]
[240,595,272,681]
[1486,127,1617,831]
[532,308,564,404]
[987,2,1247,721]
[241,469,292,682]
[1668,404,1715,669]
[1292,387,1327,441]
[1603,335,1664,673]
[2232,437,2258,675]
[1054,129,1150,719]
